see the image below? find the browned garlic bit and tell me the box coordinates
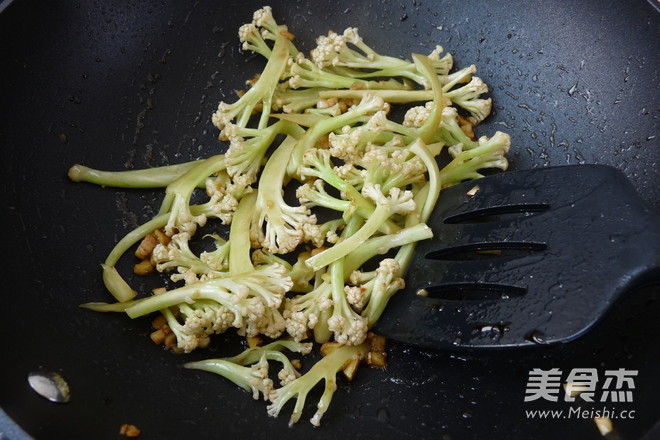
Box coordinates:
[119,424,141,438]
[151,314,167,329]
[153,228,170,246]
[135,233,158,260]
[133,232,163,275]
[366,332,388,369]
[456,114,476,141]
[150,313,177,350]
[320,341,342,357]
[133,259,154,276]
[149,328,167,345]
[341,356,361,381]
[164,332,178,351]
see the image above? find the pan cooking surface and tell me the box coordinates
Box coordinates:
[0,1,658,439]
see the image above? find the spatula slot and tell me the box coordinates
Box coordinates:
[425,242,547,261]
[422,283,526,301]
[443,203,550,224]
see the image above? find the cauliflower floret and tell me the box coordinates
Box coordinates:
[253,5,275,28]
[284,308,311,342]
[310,30,346,67]
[345,285,366,311]
[403,101,434,128]
[361,183,416,216]
[278,367,298,386]
[327,314,368,346]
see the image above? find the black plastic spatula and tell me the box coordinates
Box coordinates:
[374,164,660,350]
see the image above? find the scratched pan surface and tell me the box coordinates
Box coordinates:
[0,0,658,439]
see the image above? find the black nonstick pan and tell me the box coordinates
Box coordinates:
[1,1,658,439]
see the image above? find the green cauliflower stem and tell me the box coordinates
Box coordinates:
[439,131,511,187]
[184,339,313,399]
[212,31,290,133]
[238,6,300,60]
[267,342,369,426]
[223,119,305,183]
[297,147,400,235]
[252,136,321,254]
[304,183,416,272]
[67,160,202,188]
[186,355,274,400]
[161,154,227,235]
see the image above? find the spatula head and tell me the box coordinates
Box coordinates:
[374,164,660,350]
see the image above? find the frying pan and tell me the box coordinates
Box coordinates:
[1,0,658,439]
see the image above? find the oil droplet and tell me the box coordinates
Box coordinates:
[476,323,507,340]
[526,330,547,345]
[27,371,71,403]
